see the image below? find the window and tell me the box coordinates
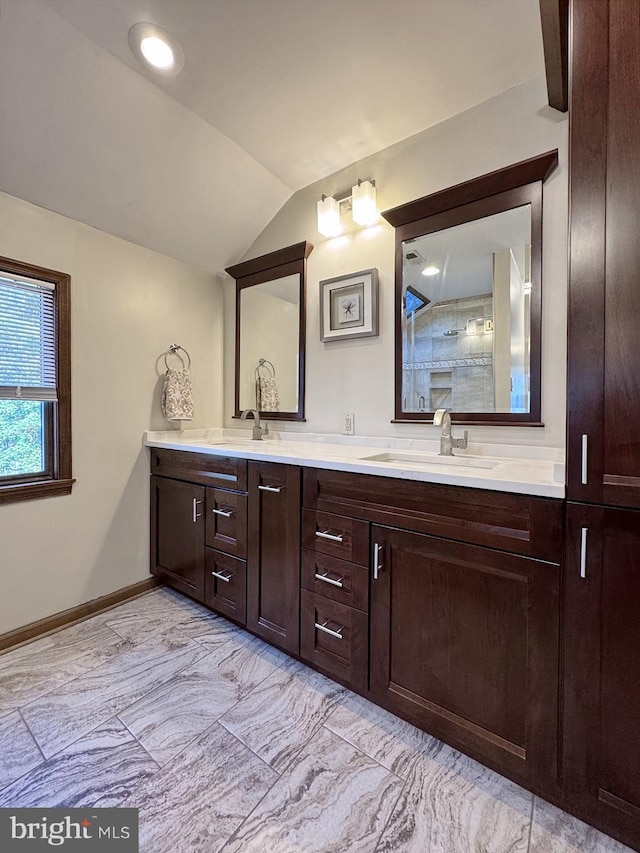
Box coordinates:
[0,255,73,504]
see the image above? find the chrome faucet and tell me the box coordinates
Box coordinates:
[433,408,468,456]
[240,408,268,440]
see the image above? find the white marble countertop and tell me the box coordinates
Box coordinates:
[144,428,565,498]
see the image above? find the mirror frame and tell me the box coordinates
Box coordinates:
[226,241,313,422]
[382,150,558,426]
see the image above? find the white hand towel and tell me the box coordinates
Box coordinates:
[162,368,194,421]
[256,375,280,412]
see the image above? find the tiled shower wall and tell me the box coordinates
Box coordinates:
[403,294,494,412]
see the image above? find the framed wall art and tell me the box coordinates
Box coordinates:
[319,268,379,342]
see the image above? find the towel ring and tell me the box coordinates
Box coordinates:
[164,344,191,371]
[255,358,275,380]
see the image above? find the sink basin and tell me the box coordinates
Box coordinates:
[206,439,256,447]
[361,451,499,470]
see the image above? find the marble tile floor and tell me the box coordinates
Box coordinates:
[0,587,633,853]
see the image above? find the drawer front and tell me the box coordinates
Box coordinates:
[205,549,246,626]
[301,549,369,612]
[303,467,563,563]
[151,448,248,492]
[206,489,247,558]
[302,508,369,565]
[300,589,368,692]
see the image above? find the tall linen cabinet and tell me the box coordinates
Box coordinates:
[563,1,640,847]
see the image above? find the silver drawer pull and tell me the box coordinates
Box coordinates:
[211,570,233,583]
[258,485,282,493]
[315,620,343,640]
[212,507,233,517]
[314,572,344,588]
[373,542,383,580]
[192,498,203,523]
[581,434,588,485]
[580,527,588,579]
[316,530,344,543]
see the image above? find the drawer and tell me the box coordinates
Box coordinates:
[206,489,247,558]
[302,508,369,565]
[300,589,368,692]
[301,549,369,612]
[303,467,563,563]
[205,549,246,626]
[151,448,248,492]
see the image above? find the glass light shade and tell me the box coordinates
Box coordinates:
[140,36,175,69]
[351,180,377,227]
[317,196,341,237]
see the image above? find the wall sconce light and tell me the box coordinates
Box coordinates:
[316,178,378,236]
[317,195,342,237]
[351,179,378,227]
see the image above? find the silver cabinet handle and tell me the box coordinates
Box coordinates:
[316,530,344,543]
[258,485,282,493]
[581,435,588,485]
[211,570,233,583]
[212,507,233,517]
[315,620,343,640]
[373,542,383,580]
[580,527,588,579]
[314,572,344,588]
[192,498,203,523]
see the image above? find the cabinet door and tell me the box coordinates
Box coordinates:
[370,525,559,788]
[246,462,301,654]
[567,0,640,508]
[150,475,205,601]
[563,503,640,847]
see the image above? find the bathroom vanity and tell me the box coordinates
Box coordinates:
[148,434,564,802]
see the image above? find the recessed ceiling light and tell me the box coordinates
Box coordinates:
[128,23,184,76]
[421,265,440,276]
[140,36,174,70]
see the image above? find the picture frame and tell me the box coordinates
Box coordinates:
[319,268,379,342]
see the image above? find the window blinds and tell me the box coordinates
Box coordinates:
[0,274,57,401]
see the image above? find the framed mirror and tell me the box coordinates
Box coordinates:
[226,241,313,421]
[382,150,558,425]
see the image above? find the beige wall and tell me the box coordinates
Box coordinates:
[239,287,300,412]
[0,191,223,634]
[224,77,568,448]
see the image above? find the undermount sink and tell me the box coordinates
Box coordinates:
[206,438,256,446]
[361,451,499,470]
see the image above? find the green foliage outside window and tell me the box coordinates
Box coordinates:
[0,400,44,477]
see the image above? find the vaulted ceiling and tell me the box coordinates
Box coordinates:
[0,0,545,274]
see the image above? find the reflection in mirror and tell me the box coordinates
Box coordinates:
[402,205,532,415]
[383,150,558,425]
[226,241,313,422]
[238,274,300,412]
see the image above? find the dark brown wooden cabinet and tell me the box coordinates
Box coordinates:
[246,461,301,654]
[301,466,564,790]
[150,449,248,621]
[563,503,640,846]
[150,474,206,601]
[299,496,370,692]
[567,0,640,511]
[369,524,559,789]
[564,2,640,847]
